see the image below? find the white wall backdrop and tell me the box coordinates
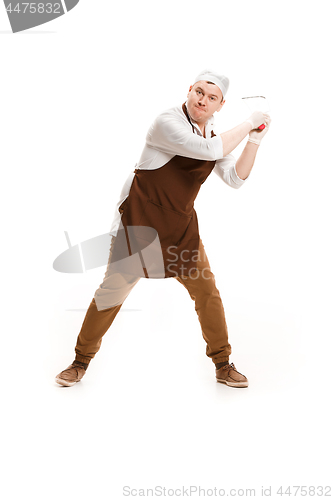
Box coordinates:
[1,1,332,499]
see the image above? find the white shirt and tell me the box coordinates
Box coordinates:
[109,103,246,236]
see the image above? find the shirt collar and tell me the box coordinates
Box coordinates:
[183,101,215,137]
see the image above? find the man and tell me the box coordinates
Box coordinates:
[55,70,271,388]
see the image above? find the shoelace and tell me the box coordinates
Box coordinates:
[222,362,234,371]
[62,363,84,375]
[72,361,87,369]
[224,362,246,378]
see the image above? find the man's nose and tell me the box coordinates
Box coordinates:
[198,96,207,106]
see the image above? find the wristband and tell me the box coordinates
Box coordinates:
[248,138,261,146]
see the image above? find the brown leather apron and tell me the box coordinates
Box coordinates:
[113,103,217,278]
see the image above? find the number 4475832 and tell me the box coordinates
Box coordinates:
[5,3,61,14]
[277,486,331,496]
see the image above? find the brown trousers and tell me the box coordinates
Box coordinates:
[75,237,231,366]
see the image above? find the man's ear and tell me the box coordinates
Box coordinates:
[216,99,226,112]
[187,85,193,98]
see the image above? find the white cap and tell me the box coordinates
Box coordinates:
[193,70,229,100]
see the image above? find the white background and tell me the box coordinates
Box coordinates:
[1,1,332,499]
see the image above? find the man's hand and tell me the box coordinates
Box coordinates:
[246,111,267,130]
[248,115,271,145]
[220,112,270,157]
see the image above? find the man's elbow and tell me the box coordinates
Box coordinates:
[229,167,247,188]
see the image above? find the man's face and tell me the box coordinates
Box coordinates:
[186,81,225,125]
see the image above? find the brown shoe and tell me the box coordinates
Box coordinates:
[216,362,248,388]
[55,361,87,387]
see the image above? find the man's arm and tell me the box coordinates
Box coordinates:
[214,115,272,184]
[147,108,268,161]
[213,154,246,189]
[234,115,272,180]
[235,141,259,180]
[220,121,252,157]
[220,111,268,156]
[148,112,223,161]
